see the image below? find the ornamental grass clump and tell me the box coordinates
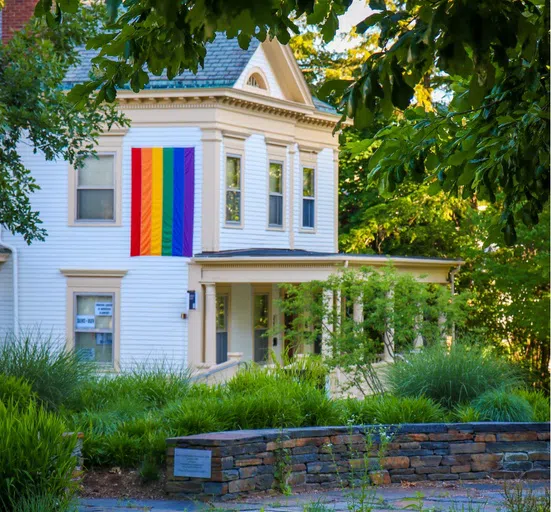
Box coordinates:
[387,342,522,409]
[0,400,78,511]
[0,374,36,406]
[341,395,446,425]
[513,389,550,422]
[471,389,533,422]
[0,331,93,411]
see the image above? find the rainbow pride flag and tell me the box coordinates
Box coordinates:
[130,147,195,257]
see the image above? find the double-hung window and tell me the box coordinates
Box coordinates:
[74,293,115,365]
[76,154,115,221]
[302,166,315,229]
[225,155,242,224]
[268,161,283,227]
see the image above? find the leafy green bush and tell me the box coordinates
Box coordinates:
[0,331,93,410]
[0,374,35,406]
[514,389,550,422]
[0,400,78,511]
[387,342,522,409]
[472,389,533,422]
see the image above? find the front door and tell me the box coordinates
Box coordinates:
[216,295,228,364]
[253,292,270,363]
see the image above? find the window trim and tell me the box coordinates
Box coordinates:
[216,285,232,355]
[243,67,270,96]
[73,291,115,367]
[267,159,285,230]
[68,135,124,227]
[300,164,316,232]
[224,153,244,228]
[62,269,126,372]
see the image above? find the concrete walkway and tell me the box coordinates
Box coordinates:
[78,481,549,511]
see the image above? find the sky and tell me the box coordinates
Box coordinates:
[328,0,372,52]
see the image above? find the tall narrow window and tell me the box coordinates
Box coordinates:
[77,154,115,221]
[268,161,283,227]
[225,155,241,224]
[302,166,315,229]
[74,293,114,366]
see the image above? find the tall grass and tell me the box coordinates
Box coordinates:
[341,395,447,425]
[387,342,522,409]
[514,389,550,422]
[0,331,93,411]
[472,389,533,422]
[0,400,78,511]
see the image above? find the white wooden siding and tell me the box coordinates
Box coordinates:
[219,134,292,250]
[0,257,13,337]
[1,127,202,368]
[234,45,285,100]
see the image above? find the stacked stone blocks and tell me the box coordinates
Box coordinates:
[166,423,550,500]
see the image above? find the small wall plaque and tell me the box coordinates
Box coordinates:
[174,448,212,478]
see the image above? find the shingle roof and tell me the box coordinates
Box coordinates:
[63,34,337,115]
[63,35,260,89]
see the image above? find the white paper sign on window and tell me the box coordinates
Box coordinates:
[76,315,95,329]
[95,302,113,316]
[77,348,95,361]
[96,333,113,345]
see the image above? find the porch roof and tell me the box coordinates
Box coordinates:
[191,249,462,284]
[193,248,463,267]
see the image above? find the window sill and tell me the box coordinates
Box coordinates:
[267,225,285,232]
[70,221,120,227]
[224,222,244,229]
[299,228,316,234]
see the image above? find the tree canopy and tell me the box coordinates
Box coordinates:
[0,4,126,243]
[39,0,549,245]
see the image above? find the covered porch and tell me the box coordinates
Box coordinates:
[187,249,462,370]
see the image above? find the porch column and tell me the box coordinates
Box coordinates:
[383,289,394,362]
[204,282,217,366]
[414,306,424,350]
[321,289,334,357]
[438,313,447,344]
[353,295,364,325]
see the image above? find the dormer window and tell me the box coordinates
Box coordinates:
[244,71,268,92]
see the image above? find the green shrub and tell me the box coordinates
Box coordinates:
[514,389,550,422]
[0,400,78,511]
[472,389,533,422]
[0,331,93,411]
[0,374,35,406]
[453,404,482,423]
[387,342,522,409]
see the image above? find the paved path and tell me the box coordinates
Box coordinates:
[79,481,549,511]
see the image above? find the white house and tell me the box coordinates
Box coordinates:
[0,35,462,373]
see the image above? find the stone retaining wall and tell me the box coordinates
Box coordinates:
[166,423,550,500]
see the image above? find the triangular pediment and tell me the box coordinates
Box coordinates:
[234,39,314,107]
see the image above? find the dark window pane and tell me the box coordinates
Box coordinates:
[269,194,283,226]
[77,189,114,220]
[226,190,241,223]
[303,198,315,228]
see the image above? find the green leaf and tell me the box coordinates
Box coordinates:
[369,0,387,11]
[317,79,353,101]
[425,153,438,171]
[427,181,441,195]
[356,12,387,33]
[321,12,339,43]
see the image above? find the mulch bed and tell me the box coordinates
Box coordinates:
[79,467,168,500]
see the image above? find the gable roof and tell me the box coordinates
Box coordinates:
[63,34,337,114]
[63,35,260,89]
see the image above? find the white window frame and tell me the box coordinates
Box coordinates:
[301,165,316,231]
[225,153,243,227]
[268,159,284,229]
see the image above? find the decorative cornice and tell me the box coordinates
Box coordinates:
[117,90,339,128]
[60,268,128,278]
[222,128,251,140]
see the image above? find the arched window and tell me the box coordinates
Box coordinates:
[246,72,268,91]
